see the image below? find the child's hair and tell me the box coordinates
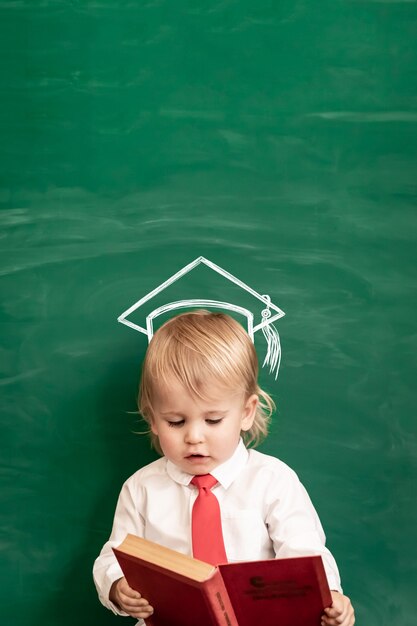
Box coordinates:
[138,310,275,454]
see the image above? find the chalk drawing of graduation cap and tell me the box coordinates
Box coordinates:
[118,256,285,379]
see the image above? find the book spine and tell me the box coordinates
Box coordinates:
[201,570,239,626]
[315,557,332,608]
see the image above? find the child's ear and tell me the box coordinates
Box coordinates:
[241,394,258,431]
[150,418,159,436]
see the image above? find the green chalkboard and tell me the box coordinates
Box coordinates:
[1,2,416,626]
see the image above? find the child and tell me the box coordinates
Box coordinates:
[93,310,355,626]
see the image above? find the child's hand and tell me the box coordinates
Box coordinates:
[321,591,355,626]
[109,577,154,620]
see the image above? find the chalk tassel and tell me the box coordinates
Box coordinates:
[261,296,282,380]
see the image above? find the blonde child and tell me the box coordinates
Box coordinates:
[93,310,355,626]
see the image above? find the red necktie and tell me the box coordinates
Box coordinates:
[191,474,228,565]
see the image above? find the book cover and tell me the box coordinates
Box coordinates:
[219,556,332,626]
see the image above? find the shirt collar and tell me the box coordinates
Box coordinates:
[210,439,249,488]
[166,439,249,489]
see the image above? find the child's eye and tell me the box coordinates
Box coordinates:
[167,420,185,428]
[206,418,223,425]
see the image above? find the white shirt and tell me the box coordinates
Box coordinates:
[93,440,342,622]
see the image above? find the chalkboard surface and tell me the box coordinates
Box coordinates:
[1,2,416,626]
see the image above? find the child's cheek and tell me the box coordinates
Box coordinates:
[159,429,182,456]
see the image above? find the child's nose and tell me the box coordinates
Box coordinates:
[184,423,204,444]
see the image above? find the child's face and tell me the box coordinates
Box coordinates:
[150,378,257,475]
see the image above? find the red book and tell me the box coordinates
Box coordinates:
[113,534,332,626]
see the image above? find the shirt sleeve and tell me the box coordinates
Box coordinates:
[264,464,343,593]
[93,476,146,616]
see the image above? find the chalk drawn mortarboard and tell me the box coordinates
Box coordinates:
[118,256,285,379]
